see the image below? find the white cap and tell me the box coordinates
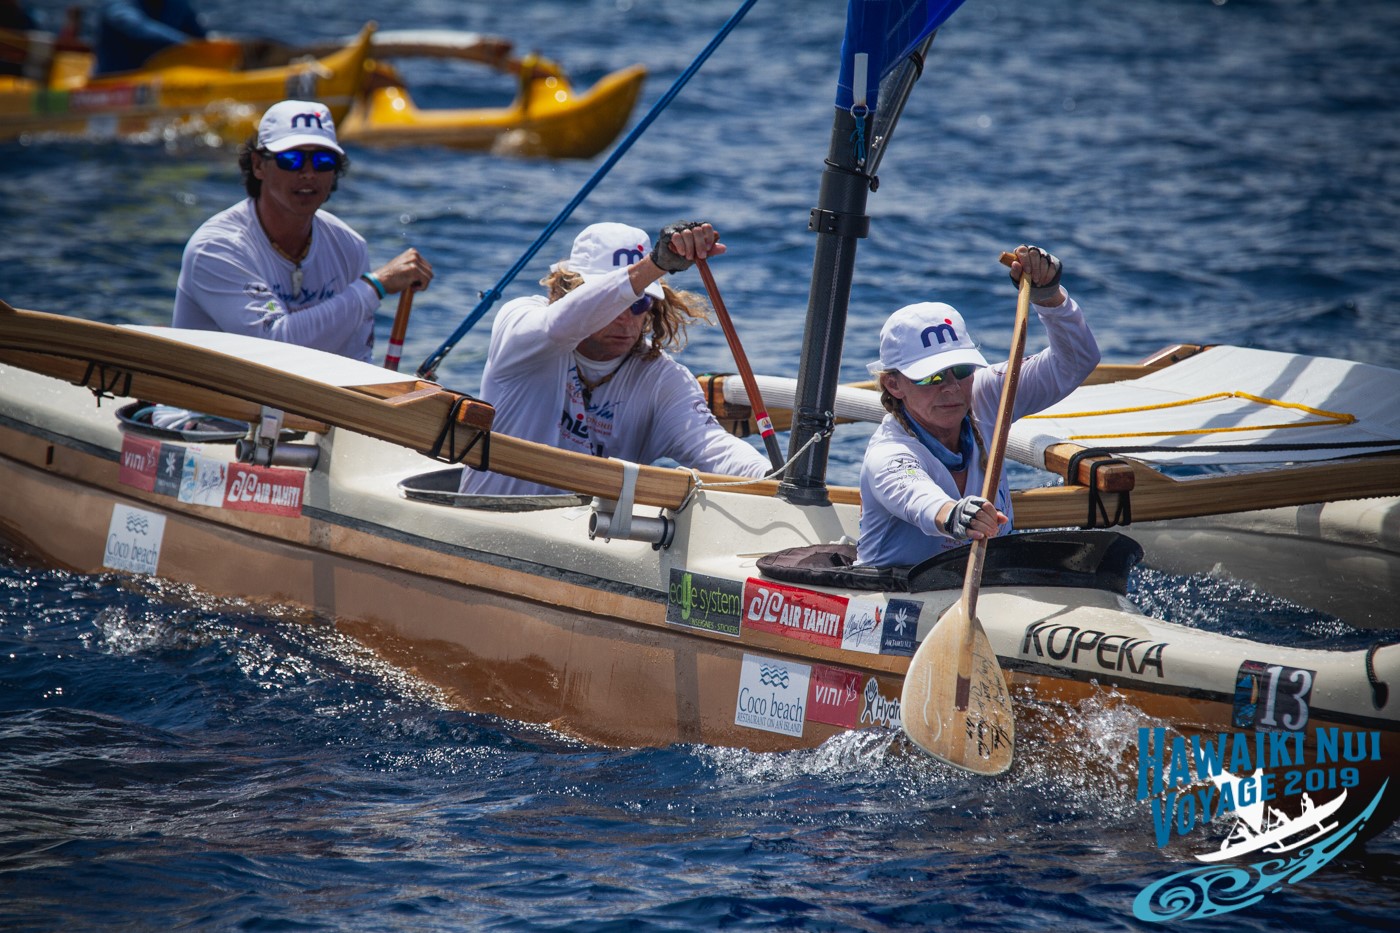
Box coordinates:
[867,302,989,379]
[257,100,344,155]
[553,223,665,299]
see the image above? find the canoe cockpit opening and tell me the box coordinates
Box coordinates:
[116,401,319,470]
[397,467,591,512]
[117,402,248,443]
[757,530,1144,595]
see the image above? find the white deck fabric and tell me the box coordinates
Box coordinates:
[125,326,411,388]
[723,374,886,424]
[1006,346,1400,466]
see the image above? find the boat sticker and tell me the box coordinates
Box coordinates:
[666,569,742,637]
[153,443,187,498]
[104,504,166,575]
[1232,660,1316,732]
[1132,724,1385,921]
[843,596,919,657]
[178,450,228,508]
[742,579,847,649]
[860,676,902,730]
[68,84,149,113]
[118,435,160,491]
[735,653,810,738]
[1020,619,1167,678]
[223,462,305,516]
[806,664,864,729]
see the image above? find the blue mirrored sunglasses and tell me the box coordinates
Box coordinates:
[264,149,341,173]
[912,364,978,386]
[629,295,654,316]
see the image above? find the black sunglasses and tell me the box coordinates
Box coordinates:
[263,149,341,173]
[912,364,978,386]
[629,295,654,316]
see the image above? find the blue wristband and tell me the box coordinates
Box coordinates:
[361,273,386,300]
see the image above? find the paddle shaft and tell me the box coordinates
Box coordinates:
[946,268,1032,713]
[695,258,785,474]
[961,269,1033,622]
[383,287,415,372]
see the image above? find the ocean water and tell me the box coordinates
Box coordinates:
[2,0,1399,929]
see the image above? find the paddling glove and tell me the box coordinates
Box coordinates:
[944,495,992,540]
[1010,245,1063,304]
[651,220,706,273]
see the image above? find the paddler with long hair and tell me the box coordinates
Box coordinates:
[459,221,771,496]
[856,245,1100,566]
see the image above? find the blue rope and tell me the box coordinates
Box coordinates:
[416,0,763,378]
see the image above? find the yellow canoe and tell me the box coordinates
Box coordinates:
[1,26,643,159]
[338,51,646,159]
[0,23,375,145]
[321,29,646,159]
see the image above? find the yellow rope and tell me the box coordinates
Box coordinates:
[1022,390,1355,441]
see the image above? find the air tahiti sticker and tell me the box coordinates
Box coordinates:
[735,653,810,737]
[119,435,304,517]
[104,504,166,575]
[741,578,920,657]
[666,569,743,637]
[1131,663,1387,921]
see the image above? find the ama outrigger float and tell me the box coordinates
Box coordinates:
[1,0,1397,845]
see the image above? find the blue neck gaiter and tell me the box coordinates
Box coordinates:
[902,406,976,473]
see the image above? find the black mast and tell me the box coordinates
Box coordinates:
[778,34,939,506]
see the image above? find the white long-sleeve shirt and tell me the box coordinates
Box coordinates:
[855,293,1100,567]
[173,198,379,362]
[460,267,770,496]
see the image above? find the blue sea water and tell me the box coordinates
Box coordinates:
[3,0,1399,929]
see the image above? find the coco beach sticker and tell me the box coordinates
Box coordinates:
[104,504,166,575]
[1132,673,1388,922]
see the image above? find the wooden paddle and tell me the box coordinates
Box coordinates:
[383,284,416,372]
[694,257,785,474]
[899,253,1030,775]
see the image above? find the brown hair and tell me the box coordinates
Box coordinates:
[237,133,349,199]
[543,268,711,362]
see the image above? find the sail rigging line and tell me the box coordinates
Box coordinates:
[415,0,763,379]
[674,427,832,513]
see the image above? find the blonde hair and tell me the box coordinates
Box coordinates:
[543,268,711,362]
[876,370,988,473]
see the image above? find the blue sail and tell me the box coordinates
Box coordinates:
[835,0,967,113]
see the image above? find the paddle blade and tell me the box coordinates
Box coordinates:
[900,601,1015,775]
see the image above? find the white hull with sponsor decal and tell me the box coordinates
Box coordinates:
[1,317,1397,842]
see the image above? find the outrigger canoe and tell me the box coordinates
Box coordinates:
[3,0,1398,851]
[0,26,645,158]
[329,30,647,159]
[0,24,374,145]
[703,343,1400,629]
[1,303,1397,843]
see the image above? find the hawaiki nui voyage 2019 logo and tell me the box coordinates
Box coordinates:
[1131,725,1387,922]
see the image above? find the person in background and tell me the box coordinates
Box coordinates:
[153,99,431,431]
[855,245,1100,567]
[459,221,771,496]
[94,0,206,73]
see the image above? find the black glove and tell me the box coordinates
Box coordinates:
[650,220,707,274]
[943,495,991,540]
[1009,245,1063,304]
